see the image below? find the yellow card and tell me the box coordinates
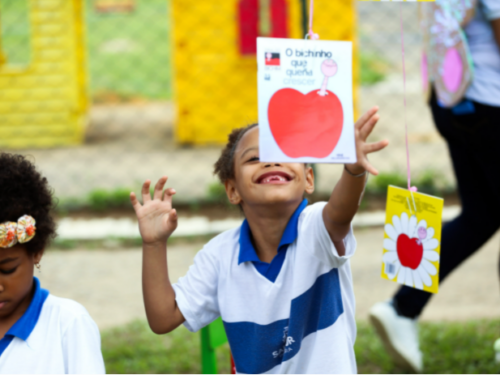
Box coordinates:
[381,186,444,294]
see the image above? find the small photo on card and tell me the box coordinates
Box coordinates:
[257,37,355,164]
[381,186,444,294]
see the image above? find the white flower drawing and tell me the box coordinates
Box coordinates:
[383,212,440,290]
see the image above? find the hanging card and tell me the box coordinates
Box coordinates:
[257,37,355,163]
[381,186,443,294]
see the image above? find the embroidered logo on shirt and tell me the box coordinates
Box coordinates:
[272,326,295,358]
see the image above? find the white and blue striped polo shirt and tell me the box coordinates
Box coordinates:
[173,201,357,374]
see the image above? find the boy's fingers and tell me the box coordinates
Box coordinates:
[355,106,378,130]
[142,180,152,203]
[167,209,178,229]
[163,188,176,202]
[364,139,389,154]
[130,192,142,212]
[359,114,380,140]
[169,209,178,222]
[153,176,168,200]
[362,159,379,176]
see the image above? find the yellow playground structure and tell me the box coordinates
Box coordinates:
[0,0,86,148]
[172,0,358,145]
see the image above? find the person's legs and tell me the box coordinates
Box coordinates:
[370,93,500,372]
[394,96,500,318]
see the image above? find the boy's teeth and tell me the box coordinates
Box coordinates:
[263,175,286,183]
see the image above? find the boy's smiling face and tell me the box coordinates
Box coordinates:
[225,127,314,210]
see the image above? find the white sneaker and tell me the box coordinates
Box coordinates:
[369,300,423,373]
[494,338,500,363]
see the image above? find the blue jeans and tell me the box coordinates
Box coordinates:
[394,90,500,319]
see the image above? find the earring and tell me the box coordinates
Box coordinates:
[35,263,41,273]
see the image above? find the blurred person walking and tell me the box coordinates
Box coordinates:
[369,0,500,372]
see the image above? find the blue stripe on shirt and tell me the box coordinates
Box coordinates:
[224,268,344,373]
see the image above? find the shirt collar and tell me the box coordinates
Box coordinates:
[7,277,49,341]
[238,199,308,265]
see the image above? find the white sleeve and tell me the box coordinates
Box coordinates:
[172,245,220,332]
[299,202,356,268]
[481,0,500,20]
[62,314,106,374]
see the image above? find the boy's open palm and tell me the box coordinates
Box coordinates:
[351,106,389,176]
[130,177,178,244]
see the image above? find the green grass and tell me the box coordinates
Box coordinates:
[88,187,133,211]
[360,52,389,86]
[55,182,238,214]
[102,319,500,374]
[102,320,231,374]
[54,186,134,214]
[356,320,500,373]
[366,170,454,197]
[206,182,227,204]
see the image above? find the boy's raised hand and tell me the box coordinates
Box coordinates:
[130,176,178,245]
[349,106,389,176]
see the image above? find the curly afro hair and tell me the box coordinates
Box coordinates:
[214,123,258,183]
[0,153,56,254]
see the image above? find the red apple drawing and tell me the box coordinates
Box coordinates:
[267,59,344,158]
[396,234,424,270]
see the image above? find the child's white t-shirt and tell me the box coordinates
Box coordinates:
[0,279,105,374]
[173,202,357,374]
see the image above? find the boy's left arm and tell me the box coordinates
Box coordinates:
[322,106,388,256]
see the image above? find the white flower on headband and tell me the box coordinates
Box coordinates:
[0,222,18,248]
[0,215,36,248]
[17,215,36,244]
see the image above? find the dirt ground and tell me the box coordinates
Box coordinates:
[39,227,500,330]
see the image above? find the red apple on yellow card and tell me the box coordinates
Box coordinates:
[381,186,443,294]
[257,38,355,163]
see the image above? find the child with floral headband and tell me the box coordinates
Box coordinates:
[132,107,388,373]
[0,153,105,374]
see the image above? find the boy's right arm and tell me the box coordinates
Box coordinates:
[131,177,185,334]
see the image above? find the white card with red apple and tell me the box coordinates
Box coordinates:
[257,37,355,163]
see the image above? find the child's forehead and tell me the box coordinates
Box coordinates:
[0,245,26,261]
[236,127,259,154]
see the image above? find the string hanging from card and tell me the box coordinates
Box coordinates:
[307,0,319,40]
[400,4,418,195]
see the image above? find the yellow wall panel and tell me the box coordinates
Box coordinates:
[313,0,359,119]
[0,113,69,126]
[172,0,303,145]
[0,0,86,148]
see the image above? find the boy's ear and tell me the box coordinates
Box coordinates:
[305,166,315,195]
[224,179,242,205]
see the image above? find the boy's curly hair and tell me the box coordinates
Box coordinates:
[0,153,56,254]
[214,123,258,183]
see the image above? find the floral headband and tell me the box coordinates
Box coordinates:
[0,215,36,248]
